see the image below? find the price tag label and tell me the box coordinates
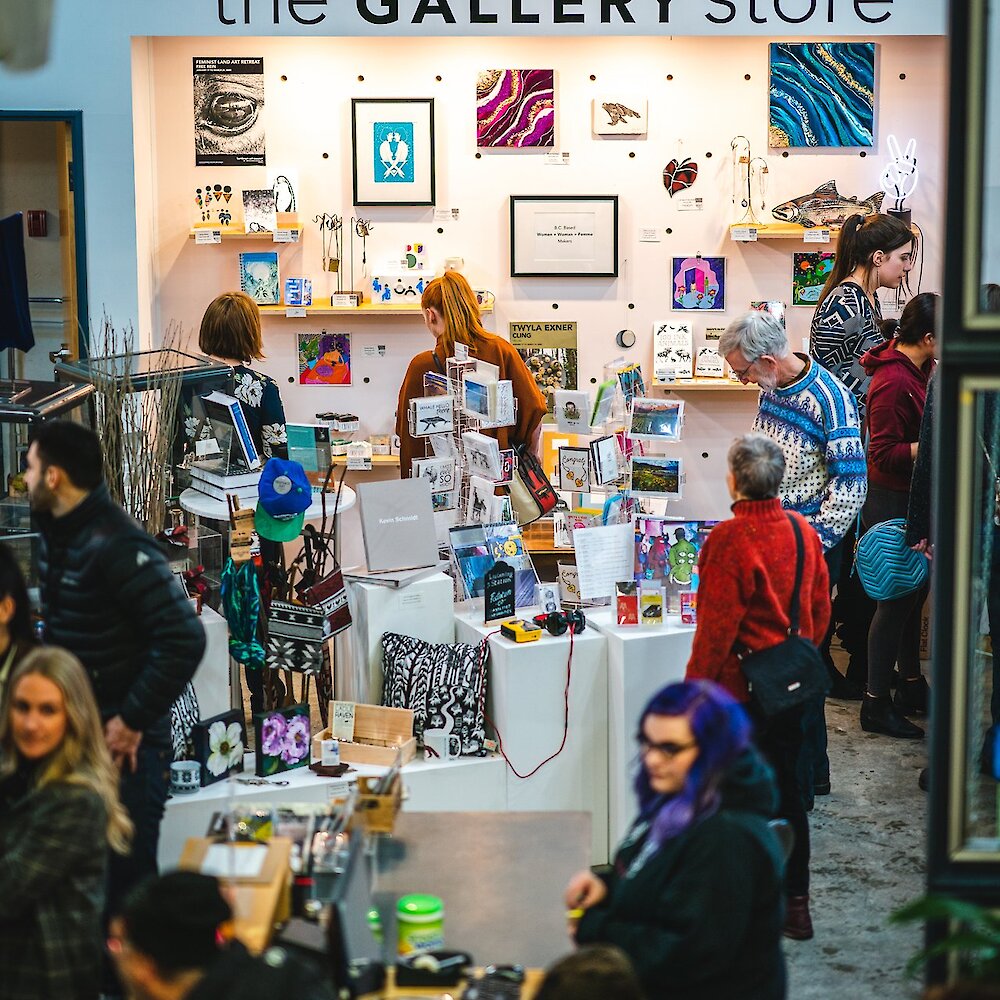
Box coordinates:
[544,152,570,165]
[638,228,661,243]
[676,197,704,212]
[803,228,831,244]
[347,455,372,471]
[285,307,307,318]
[732,226,758,242]
[195,230,221,244]
[273,229,299,243]
[331,294,356,308]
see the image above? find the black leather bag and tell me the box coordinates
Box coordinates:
[737,515,831,719]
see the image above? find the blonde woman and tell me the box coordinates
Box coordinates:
[0,648,132,1000]
[395,270,547,476]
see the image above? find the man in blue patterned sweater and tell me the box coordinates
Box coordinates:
[720,311,866,803]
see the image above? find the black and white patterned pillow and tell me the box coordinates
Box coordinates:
[170,682,201,761]
[380,633,487,756]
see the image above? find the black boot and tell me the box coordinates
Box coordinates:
[826,658,864,700]
[894,675,930,717]
[860,694,925,739]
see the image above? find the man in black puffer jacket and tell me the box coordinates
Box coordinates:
[27,421,205,923]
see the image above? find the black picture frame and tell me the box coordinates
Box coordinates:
[509,195,619,278]
[351,98,436,207]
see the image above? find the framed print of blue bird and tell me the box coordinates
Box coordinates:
[352,98,436,206]
[768,42,876,148]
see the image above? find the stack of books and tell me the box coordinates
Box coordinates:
[188,465,261,502]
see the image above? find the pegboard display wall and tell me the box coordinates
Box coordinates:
[137,33,946,521]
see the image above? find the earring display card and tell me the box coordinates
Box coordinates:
[410,396,455,436]
[558,446,592,492]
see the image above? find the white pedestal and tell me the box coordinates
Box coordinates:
[339,572,456,703]
[190,605,232,720]
[587,609,695,850]
[158,751,507,869]
[454,609,610,864]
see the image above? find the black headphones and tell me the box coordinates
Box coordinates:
[532,609,586,636]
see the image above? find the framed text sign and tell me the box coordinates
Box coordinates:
[509,195,619,278]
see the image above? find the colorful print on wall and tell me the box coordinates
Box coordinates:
[253,703,311,777]
[793,252,836,306]
[298,332,351,386]
[768,42,876,148]
[477,69,554,148]
[193,56,265,166]
[373,121,415,184]
[671,256,725,311]
[751,300,787,328]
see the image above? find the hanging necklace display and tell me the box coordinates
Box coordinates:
[730,135,766,226]
[332,216,344,293]
[349,217,374,297]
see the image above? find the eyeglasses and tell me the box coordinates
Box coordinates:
[637,736,698,759]
[730,356,757,383]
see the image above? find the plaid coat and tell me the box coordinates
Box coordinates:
[0,777,108,999]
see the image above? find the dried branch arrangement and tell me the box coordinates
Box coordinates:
[89,315,184,535]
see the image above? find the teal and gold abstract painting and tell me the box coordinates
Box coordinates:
[769,42,876,148]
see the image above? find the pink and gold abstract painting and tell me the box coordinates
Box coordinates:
[476,69,554,148]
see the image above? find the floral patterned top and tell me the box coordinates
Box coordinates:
[182,365,287,463]
[232,366,287,460]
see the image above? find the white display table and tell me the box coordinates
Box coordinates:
[339,571,456,703]
[159,751,507,868]
[454,608,610,864]
[586,609,695,849]
[179,485,356,523]
[190,605,233,719]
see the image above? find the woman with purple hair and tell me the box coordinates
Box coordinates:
[566,681,786,1000]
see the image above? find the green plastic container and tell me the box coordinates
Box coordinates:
[396,893,444,956]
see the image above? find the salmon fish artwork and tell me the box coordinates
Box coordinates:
[771,180,885,228]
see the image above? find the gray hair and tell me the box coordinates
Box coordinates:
[728,433,785,500]
[718,311,790,362]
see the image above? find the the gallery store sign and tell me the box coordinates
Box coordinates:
[207,0,943,35]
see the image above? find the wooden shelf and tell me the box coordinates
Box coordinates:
[258,303,492,317]
[729,222,839,242]
[189,226,301,241]
[652,379,760,392]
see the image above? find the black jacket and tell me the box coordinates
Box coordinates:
[36,484,205,734]
[186,940,335,1000]
[576,749,786,1000]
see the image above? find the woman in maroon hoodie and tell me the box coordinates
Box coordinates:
[859,292,938,739]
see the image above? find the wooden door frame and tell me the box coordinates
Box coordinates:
[0,109,89,358]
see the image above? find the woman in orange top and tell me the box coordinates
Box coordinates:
[395,271,547,476]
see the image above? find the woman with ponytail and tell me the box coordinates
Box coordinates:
[811,212,915,419]
[566,681,786,1000]
[858,292,937,739]
[809,212,915,702]
[395,270,546,476]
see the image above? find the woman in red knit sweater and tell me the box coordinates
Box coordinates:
[685,433,830,941]
[859,292,937,739]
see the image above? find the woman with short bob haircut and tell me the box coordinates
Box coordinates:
[196,290,287,460]
[0,647,132,999]
[566,681,786,1000]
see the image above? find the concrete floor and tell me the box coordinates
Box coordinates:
[784,693,929,1000]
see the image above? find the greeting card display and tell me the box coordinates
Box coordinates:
[554,389,590,433]
[478,380,516,429]
[630,456,682,499]
[462,431,503,480]
[558,447,592,492]
[410,396,455,436]
[590,435,626,486]
[254,704,311,776]
[628,398,684,441]
[191,710,246,786]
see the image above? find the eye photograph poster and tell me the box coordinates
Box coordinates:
[193,57,266,167]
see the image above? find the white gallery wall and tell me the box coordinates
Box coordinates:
[136,33,946,521]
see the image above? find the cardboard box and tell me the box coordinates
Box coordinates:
[312,703,417,767]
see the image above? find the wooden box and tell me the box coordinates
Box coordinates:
[311,703,417,767]
[353,773,402,834]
